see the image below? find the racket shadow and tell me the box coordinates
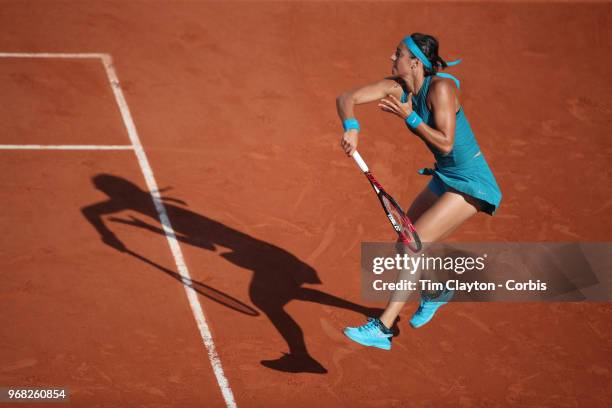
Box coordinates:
[82,174,381,374]
[124,248,259,316]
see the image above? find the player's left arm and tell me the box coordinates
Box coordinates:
[378,78,457,155]
[413,79,457,155]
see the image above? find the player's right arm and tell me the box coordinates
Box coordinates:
[337,78,404,156]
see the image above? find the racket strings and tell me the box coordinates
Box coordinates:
[381,196,421,251]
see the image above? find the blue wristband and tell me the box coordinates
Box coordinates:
[343,118,360,132]
[405,111,423,130]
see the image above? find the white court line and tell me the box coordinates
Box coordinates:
[0,52,237,408]
[99,55,238,408]
[0,145,133,150]
[0,52,106,59]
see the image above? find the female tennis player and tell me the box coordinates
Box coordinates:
[337,33,502,350]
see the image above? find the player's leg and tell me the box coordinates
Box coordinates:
[371,181,450,327]
[379,189,479,329]
[342,184,441,349]
[405,183,440,223]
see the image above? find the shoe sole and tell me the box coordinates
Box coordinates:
[343,331,391,350]
[409,320,427,329]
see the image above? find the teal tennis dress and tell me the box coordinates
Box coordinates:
[401,74,502,215]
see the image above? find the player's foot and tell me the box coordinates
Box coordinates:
[409,289,454,328]
[261,353,327,374]
[343,317,393,350]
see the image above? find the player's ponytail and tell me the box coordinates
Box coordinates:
[432,55,448,72]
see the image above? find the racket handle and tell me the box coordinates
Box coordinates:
[352,151,369,173]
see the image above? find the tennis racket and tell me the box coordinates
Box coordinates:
[352,151,422,252]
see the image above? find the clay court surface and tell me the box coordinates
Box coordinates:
[1,1,611,407]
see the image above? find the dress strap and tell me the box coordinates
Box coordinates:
[401,72,460,104]
[435,72,460,89]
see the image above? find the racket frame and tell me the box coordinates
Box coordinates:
[352,151,422,252]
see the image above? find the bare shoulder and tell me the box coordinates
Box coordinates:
[428,76,460,110]
[430,76,457,95]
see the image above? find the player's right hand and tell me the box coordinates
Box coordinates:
[341,130,359,156]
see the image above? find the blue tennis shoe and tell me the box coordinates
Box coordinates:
[343,317,393,350]
[410,289,454,328]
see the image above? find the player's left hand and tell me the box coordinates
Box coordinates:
[378,93,412,120]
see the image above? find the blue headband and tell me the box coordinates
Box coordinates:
[402,36,462,69]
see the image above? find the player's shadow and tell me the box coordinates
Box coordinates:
[81,174,385,374]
